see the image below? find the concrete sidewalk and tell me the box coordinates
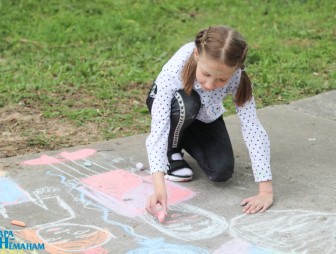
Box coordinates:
[0,91,335,254]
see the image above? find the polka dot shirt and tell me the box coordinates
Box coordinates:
[145,42,272,182]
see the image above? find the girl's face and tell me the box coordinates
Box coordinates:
[194,49,237,91]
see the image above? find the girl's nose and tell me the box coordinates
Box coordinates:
[203,81,215,90]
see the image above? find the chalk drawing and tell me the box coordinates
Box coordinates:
[141,203,228,241]
[20,154,64,165]
[15,152,213,254]
[20,150,228,241]
[19,149,96,166]
[78,170,195,217]
[77,191,209,254]
[0,186,75,225]
[14,223,113,254]
[212,238,286,254]
[0,177,32,206]
[0,183,113,254]
[229,210,336,254]
[18,148,336,253]
[36,223,112,251]
[126,238,209,254]
[72,156,228,241]
[0,177,33,220]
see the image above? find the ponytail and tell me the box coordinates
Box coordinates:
[182,27,208,95]
[235,67,252,106]
[181,55,197,95]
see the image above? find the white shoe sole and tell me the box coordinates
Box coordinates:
[164,174,193,182]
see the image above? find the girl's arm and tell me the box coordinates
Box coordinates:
[234,93,273,213]
[146,172,168,219]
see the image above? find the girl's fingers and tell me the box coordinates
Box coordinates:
[161,201,168,215]
[260,202,272,213]
[241,200,247,206]
[242,199,272,214]
[241,197,252,206]
[242,202,253,213]
[250,204,264,214]
[146,196,157,215]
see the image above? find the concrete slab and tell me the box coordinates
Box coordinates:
[0,91,335,253]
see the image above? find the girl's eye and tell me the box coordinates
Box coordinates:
[202,72,211,77]
[219,79,227,83]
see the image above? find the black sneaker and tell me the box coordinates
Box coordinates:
[165,160,193,182]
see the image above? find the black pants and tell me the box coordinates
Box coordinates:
[146,84,234,182]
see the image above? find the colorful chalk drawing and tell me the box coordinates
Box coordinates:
[21,149,228,241]
[15,223,113,253]
[79,170,196,217]
[0,148,333,253]
[12,149,215,253]
[0,183,114,253]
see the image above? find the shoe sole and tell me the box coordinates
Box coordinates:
[164,174,193,182]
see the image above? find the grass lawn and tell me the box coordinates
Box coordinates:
[0,0,335,155]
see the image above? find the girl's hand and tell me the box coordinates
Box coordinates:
[241,180,273,214]
[146,191,168,219]
[146,171,168,221]
[241,191,273,214]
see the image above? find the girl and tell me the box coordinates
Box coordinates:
[145,26,273,218]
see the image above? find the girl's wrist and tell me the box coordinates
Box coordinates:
[258,180,273,193]
[152,171,166,193]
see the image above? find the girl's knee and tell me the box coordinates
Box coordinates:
[206,161,234,182]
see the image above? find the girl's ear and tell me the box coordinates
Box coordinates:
[193,48,199,62]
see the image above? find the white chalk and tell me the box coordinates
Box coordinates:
[136,162,144,170]
[84,161,92,167]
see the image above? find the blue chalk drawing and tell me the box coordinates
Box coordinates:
[126,238,209,254]
[0,177,31,205]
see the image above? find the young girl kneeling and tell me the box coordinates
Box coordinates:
[145,25,273,217]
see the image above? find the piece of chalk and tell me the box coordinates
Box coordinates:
[136,162,144,170]
[10,220,26,227]
[84,161,92,167]
[157,211,166,223]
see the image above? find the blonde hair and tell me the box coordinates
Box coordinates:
[181,26,252,106]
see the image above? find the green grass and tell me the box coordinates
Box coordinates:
[0,0,335,139]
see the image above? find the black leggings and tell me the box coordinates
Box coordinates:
[146,85,234,182]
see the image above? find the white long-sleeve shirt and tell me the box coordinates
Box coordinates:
[145,42,272,182]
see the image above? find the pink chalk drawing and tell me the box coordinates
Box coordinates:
[79,170,196,218]
[58,149,96,161]
[20,149,97,166]
[20,155,64,166]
